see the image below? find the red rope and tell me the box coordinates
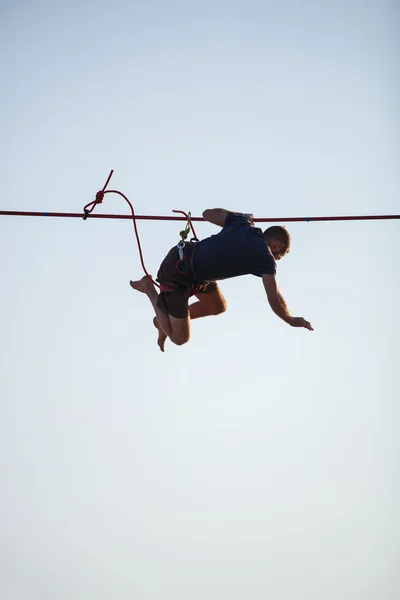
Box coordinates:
[1,170,399,288]
[1,211,399,222]
[82,170,160,288]
[106,188,160,288]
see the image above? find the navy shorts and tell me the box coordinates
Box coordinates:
[156,246,217,319]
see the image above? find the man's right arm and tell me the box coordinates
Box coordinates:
[262,274,292,323]
[262,274,314,330]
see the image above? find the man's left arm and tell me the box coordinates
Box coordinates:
[203,209,254,228]
[202,209,230,227]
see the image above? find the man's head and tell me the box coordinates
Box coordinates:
[263,226,291,260]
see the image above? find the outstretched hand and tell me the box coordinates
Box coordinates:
[289,317,314,331]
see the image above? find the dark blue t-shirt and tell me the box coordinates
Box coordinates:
[192,212,276,283]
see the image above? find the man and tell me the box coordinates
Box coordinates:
[130,209,313,351]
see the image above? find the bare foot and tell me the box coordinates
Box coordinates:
[153,317,167,352]
[129,275,154,295]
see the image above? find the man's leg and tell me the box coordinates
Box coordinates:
[130,276,190,349]
[154,284,227,351]
[190,284,227,319]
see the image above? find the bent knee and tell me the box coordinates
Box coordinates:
[213,298,227,315]
[171,333,190,346]
[169,320,190,346]
[169,315,190,346]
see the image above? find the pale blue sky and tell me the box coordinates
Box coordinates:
[1,1,399,598]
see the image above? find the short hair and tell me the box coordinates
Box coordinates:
[263,225,291,259]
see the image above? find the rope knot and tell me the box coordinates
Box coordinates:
[95,191,104,205]
[83,189,107,219]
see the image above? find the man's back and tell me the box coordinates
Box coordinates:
[193,212,276,283]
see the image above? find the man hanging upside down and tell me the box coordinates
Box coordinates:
[130,209,313,351]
